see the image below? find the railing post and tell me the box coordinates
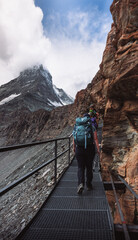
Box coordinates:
[54,140,57,184]
[110,175,130,240]
[68,137,70,165]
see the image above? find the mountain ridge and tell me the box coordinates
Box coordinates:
[0,64,73,112]
[0,65,74,145]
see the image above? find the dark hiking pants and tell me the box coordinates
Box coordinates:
[75,144,95,187]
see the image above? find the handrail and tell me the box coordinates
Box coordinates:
[0,136,72,152]
[109,172,138,238]
[0,135,73,196]
[110,175,130,240]
[118,175,138,199]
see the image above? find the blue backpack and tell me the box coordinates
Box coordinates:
[73,116,93,148]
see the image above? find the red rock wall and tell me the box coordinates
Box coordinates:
[101,0,138,188]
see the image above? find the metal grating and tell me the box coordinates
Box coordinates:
[20,228,113,240]
[93,173,102,181]
[70,160,78,167]
[61,172,77,181]
[92,181,105,189]
[62,171,102,182]
[67,166,78,172]
[43,196,108,210]
[30,210,111,230]
[57,179,104,189]
[52,186,105,197]
[57,180,78,187]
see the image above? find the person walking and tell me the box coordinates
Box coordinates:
[73,110,100,194]
[89,105,99,130]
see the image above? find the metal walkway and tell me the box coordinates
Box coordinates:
[17,155,114,240]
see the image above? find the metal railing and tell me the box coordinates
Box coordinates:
[0,134,73,196]
[118,176,138,199]
[109,174,138,240]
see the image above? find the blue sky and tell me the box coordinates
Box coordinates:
[35,0,112,40]
[0,0,113,97]
[35,0,113,97]
[35,0,112,17]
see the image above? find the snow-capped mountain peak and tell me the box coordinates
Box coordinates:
[0,65,74,112]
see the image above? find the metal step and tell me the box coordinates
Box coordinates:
[52,186,105,197]
[62,171,102,182]
[42,197,109,210]
[20,228,113,240]
[30,209,112,230]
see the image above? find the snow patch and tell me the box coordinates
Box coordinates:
[40,70,49,79]
[53,85,74,105]
[40,69,52,86]
[23,80,35,87]
[53,85,59,97]
[0,93,21,105]
[60,98,73,105]
[47,99,63,107]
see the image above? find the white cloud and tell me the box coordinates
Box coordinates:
[0,0,112,98]
[0,0,51,83]
[67,11,90,41]
[46,39,105,97]
[45,10,112,97]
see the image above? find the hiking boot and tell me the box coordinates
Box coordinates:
[87,184,93,191]
[77,183,84,194]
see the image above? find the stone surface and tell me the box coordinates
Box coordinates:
[101,0,138,195]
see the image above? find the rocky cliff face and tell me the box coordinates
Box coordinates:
[101,0,138,224]
[101,0,138,187]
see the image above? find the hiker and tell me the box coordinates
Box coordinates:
[91,114,98,130]
[89,104,99,130]
[73,110,100,194]
[89,104,97,117]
